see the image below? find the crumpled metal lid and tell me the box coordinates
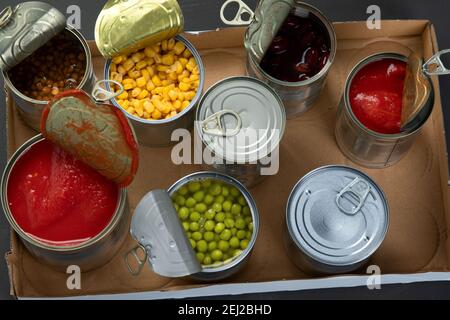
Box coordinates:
[0,2,66,70]
[41,89,139,187]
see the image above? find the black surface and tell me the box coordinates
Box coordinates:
[1,0,450,300]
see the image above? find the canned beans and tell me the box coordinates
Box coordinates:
[8,30,87,101]
[109,38,200,121]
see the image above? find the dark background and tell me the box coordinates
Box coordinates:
[1,0,450,300]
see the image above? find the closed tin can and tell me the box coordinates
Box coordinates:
[335,53,434,168]
[285,166,389,274]
[244,0,336,119]
[195,77,286,188]
[0,2,96,132]
[127,171,260,282]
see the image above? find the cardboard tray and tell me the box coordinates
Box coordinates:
[5,21,450,299]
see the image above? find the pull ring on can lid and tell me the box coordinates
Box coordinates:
[125,244,148,276]
[201,109,242,137]
[423,49,450,76]
[220,0,254,26]
[336,177,371,216]
[0,6,12,28]
[92,80,124,102]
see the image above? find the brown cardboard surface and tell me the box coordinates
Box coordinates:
[5,21,450,298]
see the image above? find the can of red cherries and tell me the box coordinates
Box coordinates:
[244,0,336,119]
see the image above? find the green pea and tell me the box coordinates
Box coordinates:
[221,186,230,197]
[208,241,217,252]
[214,195,225,204]
[188,181,201,193]
[237,230,246,240]
[203,255,212,265]
[233,249,243,257]
[178,186,188,196]
[230,187,240,197]
[179,207,190,220]
[238,195,247,206]
[214,234,221,242]
[174,203,179,211]
[195,203,207,213]
[215,212,225,223]
[231,204,242,215]
[187,232,192,238]
[231,228,238,236]
[220,229,232,241]
[196,252,205,263]
[212,203,222,212]
[189,222,199,232]
[186,197,196,208]
[189,239,197,249]
[240,239,249,250]
[214,222,225,234]
[226,196,234,203]
[204,194,214,205]
[224,218,235,228]
[242,206,251,216]
[209,183,222,196]
[190,211,201,222]
[236,218,246,230]
[223,201,232,212]
[211,249,223,261]
[192,231,202,241]
[204,231,215,242]
[201,179,212,188]
[182,222,190,232]
[204,220,215,231]
[218,240,230,252]
[205,208,216,220]
[223,253,230,261]
[248,222,254,232]
[246,231,253,240]
[193,191,205,202]
[230,237,240,249]
[244,216,252,225]
[197,240,208,253]
[225,213,233,220]
[175,195,186,206]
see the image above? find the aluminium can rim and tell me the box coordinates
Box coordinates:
[1,134,128,252]
[286,165,390,267]
[167,171,260,274]
[245,1,337,87]
[104,34,205,125]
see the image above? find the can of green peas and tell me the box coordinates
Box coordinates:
[126,171,259,281]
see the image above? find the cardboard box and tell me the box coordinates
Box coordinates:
[5,20,450,299]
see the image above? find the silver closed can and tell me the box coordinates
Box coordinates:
[335,53,434,168]
[245,1,336,119]
[0,2,95,132]
[195,76,286,188]
[285,166,389,275]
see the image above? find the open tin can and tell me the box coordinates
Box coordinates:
[126,171,260,282]
[285,166,389,274]
[0,2,95,131]
[1,81,139,271]
[97,0,205,147]
[195,76,286,188]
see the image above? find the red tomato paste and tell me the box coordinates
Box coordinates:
[349,58,407,134]
[7,139,119,246]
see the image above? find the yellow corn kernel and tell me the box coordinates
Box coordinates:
[152,75,162,87]
[127,107,135,115]
[179,57,188,67]
[131,87,142,98]
[137,89,149,99]
[144,101,155,114]
[185,91,196,101]
[143,112,150,119]
[173,100,182,110]
[192,65,199,75]
[122,78,135,85]
[146,66,155,77]
[136,77,147,88]
[168,38,176,51]
[183,48,192,58]
[136,105,144,117]
[153,87,164,96]
[117,65,127,75]
[189,74,199,82]
[182,77,191,84]
[173,41,186,55]
[186,57,197,72]
[179,82,190,92]
[117,90,129,100]
[112,55,125,64]
[168,72,178,81]
[124,83,135,91]
[154,99,165,112]
[192,80,200,88]
[152,109,162,120]
[131,52,144,63]
[152,94,162,101]
[177,92,185,101]
[121,100,130,109]
[136,60,147,70]
[128,69,141,79]
[110,72,123,83]
[146,80,155,91]
[161,53,175,66]
[178,70,190,82]
[132,99,140,108]
[110,63,117,73]
[170,110,177,117]
[146,58,155,66]
[161,40,168,51]
[141,69,150,81]
[157,64,170,72]
[123,59,135,71]
[144,47,156,58]
[181,100,190,110]
[162,79,174,87]
[153,44,161,54]
[168,90,178,101]
[154,54,162,64]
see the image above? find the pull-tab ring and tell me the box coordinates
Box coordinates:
[0,6,13,28]
[202,109,242,137]
[336,178,371,216]
[423,49,450,76]
[92,80,124,102]
[125,244,148,276]
[220,0,254,26]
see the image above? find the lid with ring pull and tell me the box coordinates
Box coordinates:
[41,80,139,187]
[0,2,66,70]
[220,0,255,26]
[287,166,389,267]
[195,76,286,164]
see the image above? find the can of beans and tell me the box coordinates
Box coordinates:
[195,76,286,188]
[244,0,336,119]
[97,0,205,147]
[285,165,389,274]
[0,2,96,131]
[1,83,139,271]
[335,53,434,168]
[126,171,259,282]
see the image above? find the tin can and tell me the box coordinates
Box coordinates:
[195,76,286,188]
[0,3,96,132]
[104,35,205,147]
[244,1,336,119]
[126,171,260,282]
[1,135,130,271]
[285,165,389,275]
[335,53,434,168]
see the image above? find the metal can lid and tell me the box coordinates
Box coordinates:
[0,2,66,70]
[196,76,286,164]
[130,190,202,278]
[41,83,139,187]
[287,166,389,267]
[95,0,184,59]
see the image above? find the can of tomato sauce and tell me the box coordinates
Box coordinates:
[0,2,96,132]
[245,1,336,119]
[335,53,434,168]
[1,83,139,271]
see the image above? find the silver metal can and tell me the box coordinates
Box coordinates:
[335,53,434,168]
[1,135,130,271]
[0,3,95,132]
[285,165,389,275]
[127,171,260,282]
[104,35,205,147]
[195,76,286,188]
[244,0,336,119]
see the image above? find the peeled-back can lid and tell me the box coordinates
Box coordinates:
[95,0,184,59]
[0,2,66,70]
[287,166,389,267]
[130,190,202,278]
[41,88,139,187]
[196,76,286,164]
